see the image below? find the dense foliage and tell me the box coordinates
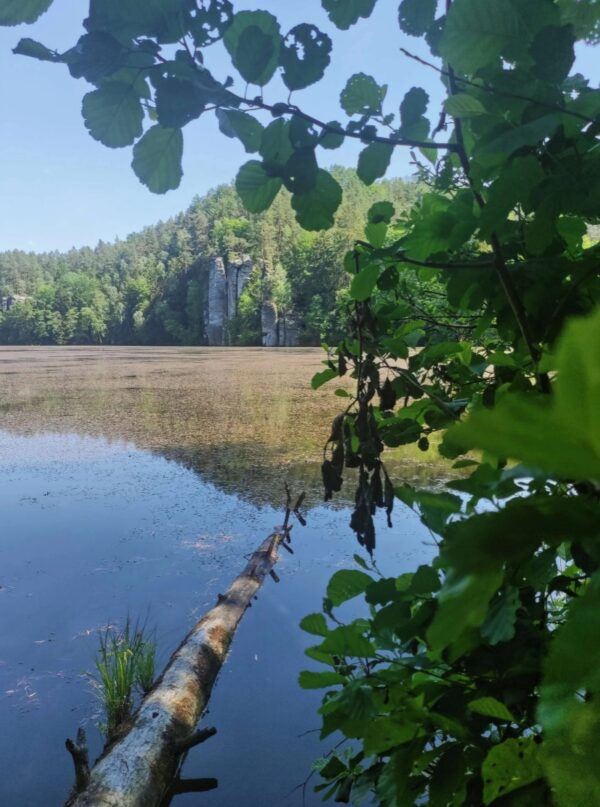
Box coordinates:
[4,0,600,804]
[0,172,419,345]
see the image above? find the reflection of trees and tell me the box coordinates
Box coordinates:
[0,348,452,507]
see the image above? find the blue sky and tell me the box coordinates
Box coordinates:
[0,1,596,253]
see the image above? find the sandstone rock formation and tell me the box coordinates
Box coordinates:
[205,257,253,345]
[261,302,300,347]
[204,257,300,346]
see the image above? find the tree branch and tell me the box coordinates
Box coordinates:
[239,97,459,152]
[399,47,596,125]
[441,13,551,393]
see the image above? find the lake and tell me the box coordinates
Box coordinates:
[0,347,445,806]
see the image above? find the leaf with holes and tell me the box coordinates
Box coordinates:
[281,23,332,90]
[0,0,52,25]
[482,737,544,805]
[398,0,437,36]
[223,10,280,86]
[321,0,376,30]
[340,73,387,116]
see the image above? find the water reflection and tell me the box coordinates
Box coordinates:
[0,348,447,805]
[0,346,451,504]
[0,431,434,806]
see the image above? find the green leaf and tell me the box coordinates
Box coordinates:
[299,670,345,689]
[398,0,437,37]
[468,697,515,722]
[477,114,560,159]
[357,142,393,185]
[131,125,183,193]
[482,737,544,805]
[350,264,380,301]
[13,37,59,61]
[64,31,126,83]
[311,368,338,390]
[530,24,575,83]
[236,160,282,214]
[481,586,520,645]
[85,0,190,43]
[83,83,144,148]
[446,307,600,481]
[479,156,545,237]
[321,0,376,30]
[0,0,52,25]
[280,23,332,90]
[223,10,281,86]
[291,169,342,231]
[427,570,503,652]
[319,121,345,150]
[445,93,486,118]
[400,87,429,139]
[368,201,395,224]
[402,194,460,260]
[155,77,206,129]
[299,612,329,636]
[365,221,387,248]
[439,0,550,74]
[363,717,418,755]
[327,570,373,606]
[283,148,319,195]
[538,576,600,804]
[340,73,386,116]
[216,109,263,153]
[189,0,233,47]
[259,119,293,165]
[319,624,375,657]
[410,564,441,595]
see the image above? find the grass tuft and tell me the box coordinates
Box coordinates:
[89,618,156,739]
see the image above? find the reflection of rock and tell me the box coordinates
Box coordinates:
[205,257,254,346]
[261,302,301,347]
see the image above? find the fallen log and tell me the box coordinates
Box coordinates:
[66,492,304,807]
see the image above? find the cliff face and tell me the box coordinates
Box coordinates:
[204,257,300,347]
[204,257,252,345]
[261,302,300,347]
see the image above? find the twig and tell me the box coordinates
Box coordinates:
[399,47,596,124]
[65,728,90,796]
[174,726,217,755]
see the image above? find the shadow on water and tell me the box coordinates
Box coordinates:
[0,348,448,805]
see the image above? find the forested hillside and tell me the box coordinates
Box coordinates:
[0,168,418,346]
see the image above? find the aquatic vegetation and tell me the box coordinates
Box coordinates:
[89,620,155,739]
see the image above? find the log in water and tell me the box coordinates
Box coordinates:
[67,521,296,807]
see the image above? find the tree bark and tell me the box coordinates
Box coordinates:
[69,528,291,806]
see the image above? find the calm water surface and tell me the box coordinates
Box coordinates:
[0,347,443,807]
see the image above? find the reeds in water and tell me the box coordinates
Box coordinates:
[90,619,156,740]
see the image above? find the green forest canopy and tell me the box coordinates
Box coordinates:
[0,169,419,345]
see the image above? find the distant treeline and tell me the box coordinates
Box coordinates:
[0,168,420,346]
